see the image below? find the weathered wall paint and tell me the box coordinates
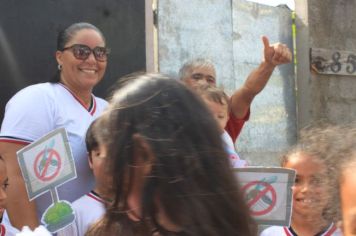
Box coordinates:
[232,0,296,165]
[157,0,234,84]
[158,0,296,166]
[302,0,356,125]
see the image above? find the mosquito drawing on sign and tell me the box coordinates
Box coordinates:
[245,176,277,205]
[38,140,57,174]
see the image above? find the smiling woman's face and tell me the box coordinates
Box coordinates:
[56,28,107,92]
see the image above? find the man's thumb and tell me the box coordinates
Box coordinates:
[262,36,270,49]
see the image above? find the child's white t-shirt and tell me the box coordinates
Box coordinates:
[260,223,342,236]
[221,131,247,168]
[57,191,105,236]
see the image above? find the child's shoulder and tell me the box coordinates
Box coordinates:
[72,191,105,212]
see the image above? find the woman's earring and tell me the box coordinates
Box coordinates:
[58,64,62,71]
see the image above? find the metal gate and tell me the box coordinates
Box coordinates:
[157,0,296,166]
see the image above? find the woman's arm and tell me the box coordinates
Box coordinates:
[0,142,39,229]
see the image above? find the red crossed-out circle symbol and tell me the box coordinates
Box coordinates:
[242,180,277,216]
[34,148,62,182]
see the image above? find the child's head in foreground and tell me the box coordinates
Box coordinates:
[281,125,341,229]
[86,73,256,236]
[195,84,230,133]
[85,115,112,200]
[336,124,356,235]
[282,146,330,220]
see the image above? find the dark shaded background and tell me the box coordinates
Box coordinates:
[0,0,146,123]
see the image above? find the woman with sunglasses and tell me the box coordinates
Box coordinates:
[0,22,109,230]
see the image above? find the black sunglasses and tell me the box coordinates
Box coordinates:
[62,44,110,62]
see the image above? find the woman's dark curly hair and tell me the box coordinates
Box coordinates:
[86,73,256,236]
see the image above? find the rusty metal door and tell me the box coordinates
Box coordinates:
[157,0,296,166]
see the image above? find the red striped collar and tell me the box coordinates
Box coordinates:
[284,223,338,236]
[87,191,106,204]
[283,227,293,236]
[323,224,337,236]
[0,224,5,236]
[58,83,97,115]
[0,137,31,145]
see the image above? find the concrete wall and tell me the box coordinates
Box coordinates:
[232,0,296,166]
[296,0,356,127]
[157,0,296,166]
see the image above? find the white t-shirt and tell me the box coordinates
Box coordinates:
[57,191,105,236]
[16,225,52,236]
[260,223,342,236]
[0,82,108,219]
[221,130,247,168]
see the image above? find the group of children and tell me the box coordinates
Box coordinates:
[191,84,354,235]
[0,74,355,235]
[195,84,356,235]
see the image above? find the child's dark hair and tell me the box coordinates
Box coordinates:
[86,73,256,236]
[281,124,343,223]
[195,84,230,111]
[85,119,100,156]
[85,115,109,161]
